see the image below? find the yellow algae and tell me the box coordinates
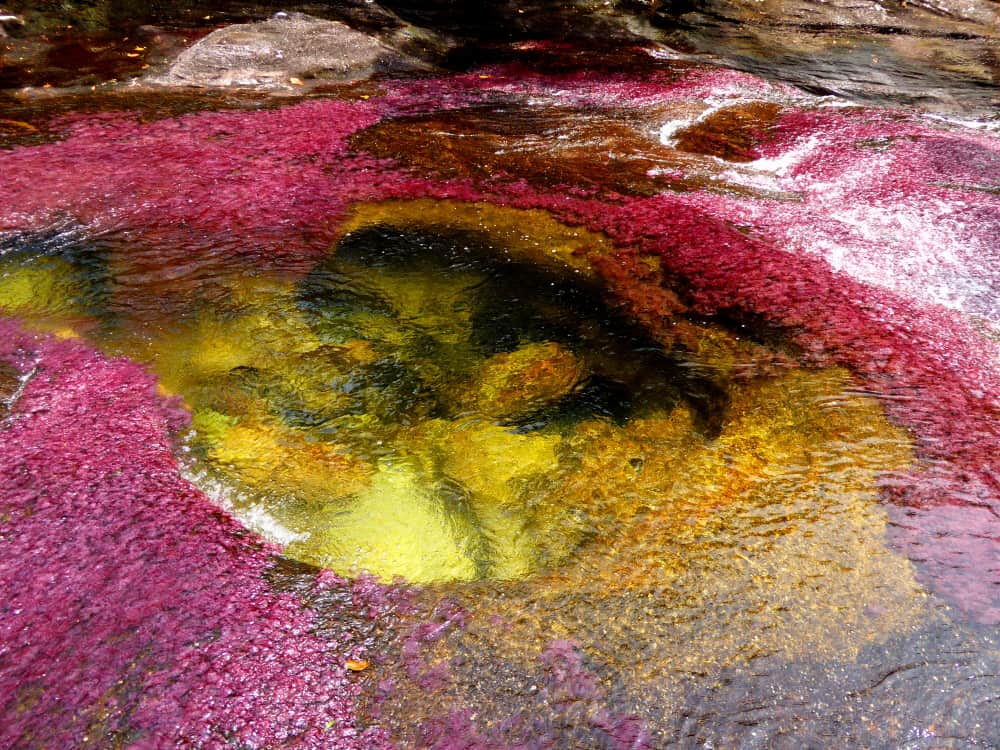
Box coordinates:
[287,457,478,583]
[191,408,239,445]
[337,199,612,278]
[207,417,373,503]
[53,327,80,340]
[407,418,566,579]
[0,260,69,311]
[0,257,95,334]
[421,419,562,499]
[455,341,587,420]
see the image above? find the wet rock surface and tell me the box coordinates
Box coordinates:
[1,18,999,750]
[0,358,17,414]
[2,0,998,112]
[650,0,1000,112]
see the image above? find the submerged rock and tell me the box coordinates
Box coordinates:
[672,101,783,162]
[457,341,588,421]
[0,254,94,335]
[147,12,424,90]
[287,456,480,583]
[414,418,566,579]
[198,413,374,503]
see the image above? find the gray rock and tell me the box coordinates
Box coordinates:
[147,12,423,90]
[652,0,1000,113]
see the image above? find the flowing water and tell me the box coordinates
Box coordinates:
[1,10,999,750]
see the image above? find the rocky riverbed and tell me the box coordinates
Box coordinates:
[1,5,999,748]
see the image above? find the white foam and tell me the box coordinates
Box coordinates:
[925,113,1000,134]
[658,118,693,145]
[181,467,308,546]
[746,134,823,177]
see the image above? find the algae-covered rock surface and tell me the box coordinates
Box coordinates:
[1,36,999,749]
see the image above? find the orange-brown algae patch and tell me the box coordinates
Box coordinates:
[456,341,588,421]
[549,368,924,656]
[672,102,784,162]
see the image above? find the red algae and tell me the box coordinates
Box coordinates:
[0,320,392,749]
[1,58,1000,744]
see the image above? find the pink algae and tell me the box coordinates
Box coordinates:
[0,320,392,749]
[1,60,1000,745]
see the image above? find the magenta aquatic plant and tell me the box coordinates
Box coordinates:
[0,321,393,748]
[1,58,999,746]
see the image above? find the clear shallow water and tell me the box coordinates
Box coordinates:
[2,201,996,748]
[6,223,886,589]
[1,51,999,749]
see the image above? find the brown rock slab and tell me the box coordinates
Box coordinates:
[350,101,789,198]
[673,102,783,162]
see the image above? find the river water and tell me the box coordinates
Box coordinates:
[1,7,998,749]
